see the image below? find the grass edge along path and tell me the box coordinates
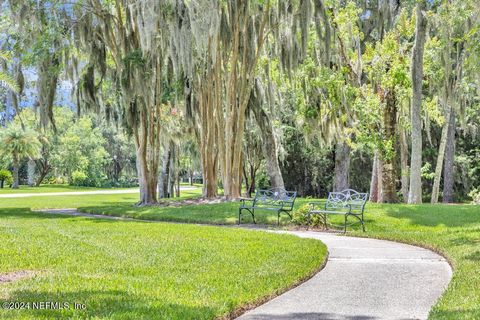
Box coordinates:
[78,200,480,320]
[0,208,327,320]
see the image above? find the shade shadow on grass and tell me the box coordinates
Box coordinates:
[381,204,480,228]
[1,290,215,320]
[78,202,294,226]
[0,208,77,220]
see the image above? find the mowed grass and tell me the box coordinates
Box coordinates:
[79,196,480,319]
[0,204,326,319]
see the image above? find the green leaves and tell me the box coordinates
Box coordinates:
[0,51,19,93]
[0,125,42,162]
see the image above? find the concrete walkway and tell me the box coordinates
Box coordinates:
[0,186,197,198]
[239,231,452,320]
[36,210,452,320]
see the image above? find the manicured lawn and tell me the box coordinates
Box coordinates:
[2,191,478,319]
[0,205,326,319]
[0,184,137,194]
[79,197,480,319]
[0,189,202,210]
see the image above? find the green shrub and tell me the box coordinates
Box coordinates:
[71,170,88,186]
[0,169,13,188]
[468,188,480,205]
[292,204,323,227]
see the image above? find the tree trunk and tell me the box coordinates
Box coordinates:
[369,152,379,202]
[431,106,452,204]
[133,107,161,206]
[250,82,285,190]
[12,154,19,189]
[249,166,256,197]
[158,145,171,198]
[381,89,398,203]
[408,0,427,204]
[198,77,219,198]
[376,155,384,203]
[168,141,176,198]
[442,111,456,203]
[243,162,257,198]
[35,159,51,186]
[370,151,384,203]
[176,175,180,198]
[399,129,409,203]
[27,159,36,187]
[333,142,350,191]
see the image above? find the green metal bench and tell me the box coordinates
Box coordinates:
[308,189,368,232]
[239,188,297,226]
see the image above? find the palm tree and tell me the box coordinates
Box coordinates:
[0,51,19,93]
[0,125,41,188]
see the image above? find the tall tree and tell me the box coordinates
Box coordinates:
[408,0,428,204]
[429,0,476,204]
[73,0,174,204]
[442,113,456,202]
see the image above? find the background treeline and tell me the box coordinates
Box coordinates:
[0,0,479,204]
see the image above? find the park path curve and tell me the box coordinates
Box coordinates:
[238,231,452,320]
[0,186,197,198]
[36,209,452,320]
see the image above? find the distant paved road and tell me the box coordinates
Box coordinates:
[0,186,198,198]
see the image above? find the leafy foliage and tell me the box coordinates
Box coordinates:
[0,169,13,188]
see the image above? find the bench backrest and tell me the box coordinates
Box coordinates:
[326,189,368,213]
[253,188,297,210]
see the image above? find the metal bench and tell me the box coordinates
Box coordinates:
[239,188,297,226]
[308,189,368,232]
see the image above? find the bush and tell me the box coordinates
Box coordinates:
[468,188,480,205]
[292,204,324,227]
[71,170,88,186]
[0,169,13,188]
[47,176,67,185]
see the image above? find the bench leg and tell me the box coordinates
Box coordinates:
[344,214,348,233]
[238,209,242,225]
[361,214,365,232]
[277,211,280,226]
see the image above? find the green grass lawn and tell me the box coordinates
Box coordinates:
[0,184,137,194]
[78,196,480,319]
[1,191,479,319]
[0,201,326,319]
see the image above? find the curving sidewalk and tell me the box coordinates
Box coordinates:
[238,231,452,320]
[36,209,452,320]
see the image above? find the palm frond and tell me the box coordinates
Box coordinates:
[0,71,19,93]
[0,50,12,61]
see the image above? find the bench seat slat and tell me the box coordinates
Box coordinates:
[310,210,350,215]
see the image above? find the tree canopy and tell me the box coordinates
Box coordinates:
[0,0,479,205]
